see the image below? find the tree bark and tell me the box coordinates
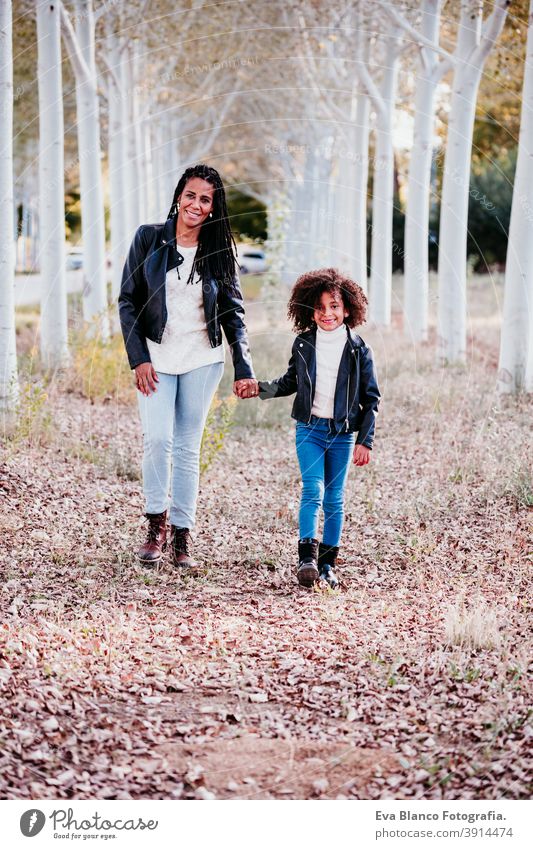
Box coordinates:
[437,0,509,363]
[0,0,18,411]
[61,0,108,335]
[498,0,533,393]
[368,36,400,325]
[403,0,442,343]
[36,0,69,367]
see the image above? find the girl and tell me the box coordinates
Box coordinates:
[258,268,380,588]
[119,164,257,569]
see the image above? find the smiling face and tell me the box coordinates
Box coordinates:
[177,177,215,230]
[313,288,349,331]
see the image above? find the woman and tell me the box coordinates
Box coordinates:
[119,164,258,568]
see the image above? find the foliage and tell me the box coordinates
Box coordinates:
[4,377,53,448]
[65,323,133,404]
[428,146,517,270]
[261,190,291,316]
[227,188,267,241]
[200,393,236,474]
[467,148,516,271]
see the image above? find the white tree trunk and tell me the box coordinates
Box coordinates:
[312,136,333,267]
[142,117,154,221]
[107,37,127,301]
[281,173,304,284]
[352,91,370,292]
[0,0,18,411]
[152,119,167,220]
[120,44,137,242]
[171,116,181,182]
[437,66,481,362]
[64,0,108,335]
[131,44,145,224]
[36,0,69,367]
[300,144,316,269]
[369,37,400,325]
[498,1,533,393]
[437,0,508,363]
[403,0,442,342]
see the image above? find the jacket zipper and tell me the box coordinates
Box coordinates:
[345,370,350,431]
[298,350,313,423]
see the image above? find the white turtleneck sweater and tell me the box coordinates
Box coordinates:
[311,323,347,419]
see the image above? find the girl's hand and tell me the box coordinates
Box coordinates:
[234,379,259,399]
[353,444,371,466]
[135,362,159,396]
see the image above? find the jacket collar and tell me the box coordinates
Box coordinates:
[161,214,177,245]
[160,214,185,272]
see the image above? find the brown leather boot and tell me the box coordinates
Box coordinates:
[170,526,197,568]
[137,511,167,567]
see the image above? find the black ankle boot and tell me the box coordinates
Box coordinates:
[297,538,319,587]
[318,543,340,589]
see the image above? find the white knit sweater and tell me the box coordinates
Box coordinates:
[146,244,224,375]
[311,324,347,419]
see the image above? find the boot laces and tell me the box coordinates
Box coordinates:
[146,518,163,544]
[173,528,190,554]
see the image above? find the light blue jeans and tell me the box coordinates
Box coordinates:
[295,417,355,546]
[136,363,224,528]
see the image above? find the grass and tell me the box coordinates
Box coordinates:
[445,597,502,650]
[240,272,266,301]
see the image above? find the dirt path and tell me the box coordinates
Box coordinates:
[1,315,531,800]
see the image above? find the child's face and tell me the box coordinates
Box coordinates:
[313,289,348,331]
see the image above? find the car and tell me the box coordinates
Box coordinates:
[66,247,83,270]
[237,246,267,274]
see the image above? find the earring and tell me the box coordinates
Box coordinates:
[209,212,213,218]
[176,202,180,213]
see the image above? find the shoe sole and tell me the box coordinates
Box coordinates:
[138,558,161,569]
[297,566,319,587]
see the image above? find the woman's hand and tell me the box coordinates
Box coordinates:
[233,379,259,399]
[353,444,371,466]
[135,362,159,396]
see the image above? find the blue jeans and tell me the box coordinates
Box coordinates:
[136,363,224,528]
[295,417,355,547]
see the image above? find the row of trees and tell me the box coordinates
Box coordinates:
[1,0,532,415]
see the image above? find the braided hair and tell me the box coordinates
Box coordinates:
[166,163,239,294]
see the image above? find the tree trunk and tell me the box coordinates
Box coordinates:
[107,36,127,302]
[131,44,144,225]
[352,91,370,292]
[142,117,155,220]
[437,66,481,362]
[0,0,18,411]
[437,0,508,363]
[120,44,137,243]
[71,0,108,334]
[370,37,399,325]
[498,0,533,393]
[36,0,69,367]
[403,0,442,342]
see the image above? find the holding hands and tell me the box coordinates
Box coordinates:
[233,378,259,399]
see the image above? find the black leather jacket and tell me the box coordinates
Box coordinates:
[118,214,255,380]
[258,325,380,448]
